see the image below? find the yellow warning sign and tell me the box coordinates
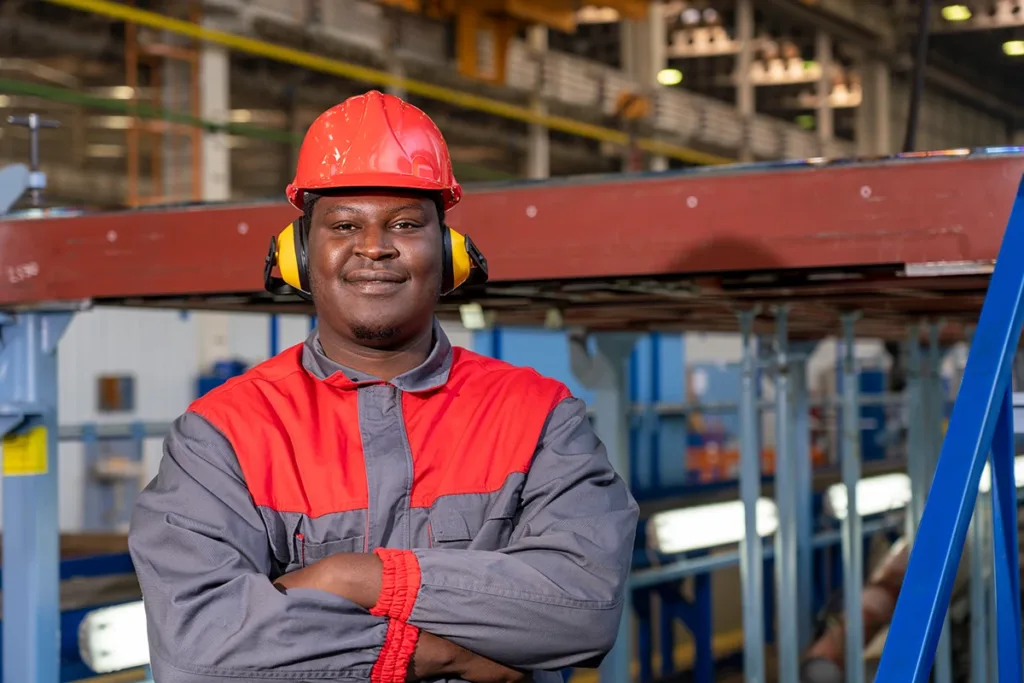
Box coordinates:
[2,426,49,476]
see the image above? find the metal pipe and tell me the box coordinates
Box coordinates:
[774,304,800,682]
[840,311,865,683]
[927,324,953,683]
[968,497,989,683]
[738,308,765,683]
[794,349,815,650]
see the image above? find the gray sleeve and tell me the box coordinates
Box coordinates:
[404,397,639,670]
[128,412,391,682]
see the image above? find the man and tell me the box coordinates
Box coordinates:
[128,91,639,683]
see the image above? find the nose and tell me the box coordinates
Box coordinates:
[353,224,398,261]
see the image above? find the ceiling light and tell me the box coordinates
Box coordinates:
[657,68,683,86]
[941,4,972,21]
[1004,40,1024,57]
[648,499,778,554]
[825,473,912,520]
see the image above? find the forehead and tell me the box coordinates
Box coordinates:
[312,190,436,219]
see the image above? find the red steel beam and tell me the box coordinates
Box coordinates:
[1,153,1022,307]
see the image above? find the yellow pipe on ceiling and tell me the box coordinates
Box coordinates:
[43,0,734,166]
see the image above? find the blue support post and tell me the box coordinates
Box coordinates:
[772,305,799,683]
[81,422,102,530]
[969,490,990,683]
[926,323,953,683]
[905,328,925,539]
[791,341,817,651]
[840,312,864,683]
[569,332,639,683]
[737,309,766,683]
[875,175,1024,682]
[990,385,1022,682]
[0,310,73,683]
[269,314,280,357]
[959,324,991,683]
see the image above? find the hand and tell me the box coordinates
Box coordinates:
[409,632,531,683]
[455,652,534,683]
[273,553,383,609]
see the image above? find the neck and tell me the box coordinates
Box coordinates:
[318,323,435,382]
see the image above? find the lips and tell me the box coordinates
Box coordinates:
[345,270,406,284]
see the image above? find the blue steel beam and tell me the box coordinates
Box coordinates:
[875,174,1024,682]
[0,311,73,683]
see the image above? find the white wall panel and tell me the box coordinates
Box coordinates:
[0,308,199,530]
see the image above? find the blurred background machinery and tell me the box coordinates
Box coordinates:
[2,1,1024,683]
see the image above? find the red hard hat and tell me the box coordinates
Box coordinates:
[286,90,462,211]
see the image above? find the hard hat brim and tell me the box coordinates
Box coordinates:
[288,173,461,211]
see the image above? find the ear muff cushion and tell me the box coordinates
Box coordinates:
[441,226,455,294]
[448,228,472,291]
[295,218,310,293]
[276,221,303,291]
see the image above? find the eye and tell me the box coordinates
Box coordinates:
[331,222,357,231]
[393,221,422,231]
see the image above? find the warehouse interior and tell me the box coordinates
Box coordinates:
[2,0,1024,681]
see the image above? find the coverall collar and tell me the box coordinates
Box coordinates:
[301,317,453,393]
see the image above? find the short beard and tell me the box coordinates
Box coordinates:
[351,324,400,342]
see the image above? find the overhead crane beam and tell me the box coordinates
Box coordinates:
[1,151,1023,341]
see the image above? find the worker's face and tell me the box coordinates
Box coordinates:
[307,190,443,349]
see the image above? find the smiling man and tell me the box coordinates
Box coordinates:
[128,91,639,683]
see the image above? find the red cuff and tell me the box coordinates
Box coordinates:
[370,548,422,620]
[371,619,420,683]
[369,549,423,683]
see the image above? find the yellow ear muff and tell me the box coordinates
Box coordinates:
[447,228,472,290]
[276,221,303,291]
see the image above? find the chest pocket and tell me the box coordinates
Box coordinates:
[428,493,520,550]
[290,532,366,571]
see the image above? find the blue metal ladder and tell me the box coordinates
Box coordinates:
[875,174,1024,681]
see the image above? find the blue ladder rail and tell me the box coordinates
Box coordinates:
[875,174,1024,682]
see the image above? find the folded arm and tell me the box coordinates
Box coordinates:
[365,397,640,671]
[129,412,489,683]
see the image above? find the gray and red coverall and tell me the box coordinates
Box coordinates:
[128,321,639,683]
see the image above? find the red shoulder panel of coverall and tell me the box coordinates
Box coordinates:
[188,344,571,518]
[188,343,369,518]
[404,347,572,508]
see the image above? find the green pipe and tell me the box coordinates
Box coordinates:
[0,77,517,182]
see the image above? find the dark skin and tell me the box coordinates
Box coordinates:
[306,189,441,381]
[275,189,530,683]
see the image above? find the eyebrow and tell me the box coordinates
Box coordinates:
[323,202,427,218]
